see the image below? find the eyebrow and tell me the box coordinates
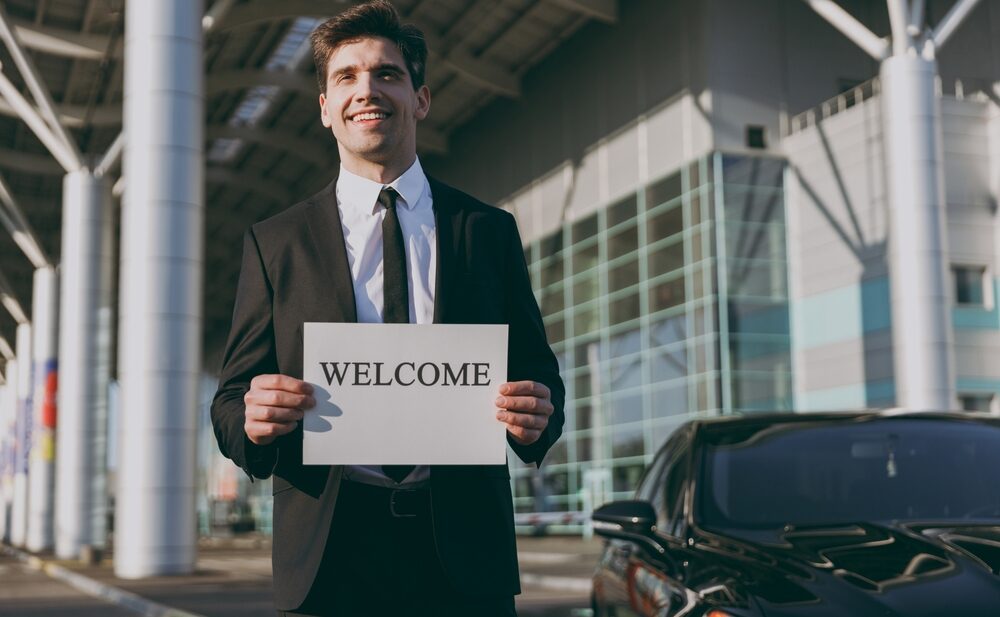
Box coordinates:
[329,63,407,79]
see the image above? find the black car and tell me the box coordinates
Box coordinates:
[591,412,1000,616]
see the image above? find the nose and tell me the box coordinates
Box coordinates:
[353,71,381,103]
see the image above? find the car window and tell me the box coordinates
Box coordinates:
[699,418,1000,529]
[637,426,690,535]
[663,448,689,537]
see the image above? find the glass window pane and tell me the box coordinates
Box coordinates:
[608,225,638,260]
[722,155,784,187]
[545,318,565,344]
[612,427,645,460]
[573,304,600,336]
[609,259,639,293]
[573,274,599,305]
[648,240,685,277]
[647,172,682,209]
[540,285,564,315]
[724,186,784,224]
[540,231,563,259]
[651,382,688,418]
[573,243,599,276]
[954,266,985,305]
[647,205,684,243]
[650,277,686,313]
[609,392,643,424]
[610,294,641,324]
[651,345,687,383]
[572,214,599,244]
[613,461,646,492]
[608,194,638,228]
[650,314,687,347]
[689,192,702,226]
[609,356,643,393]
[541,256,564,287]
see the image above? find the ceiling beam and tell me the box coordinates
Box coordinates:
[205,167,293,205]
[0,97,120,126]
[0,147,62,175]
[9,17,113,60]
[206,69,317,97]
[207,124,333,163]
[546,0,617,23]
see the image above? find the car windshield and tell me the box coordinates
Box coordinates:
[698,418,1000,530]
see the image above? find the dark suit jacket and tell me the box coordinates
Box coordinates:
[211,176,565,610]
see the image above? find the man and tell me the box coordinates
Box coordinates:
[210,2,565,616]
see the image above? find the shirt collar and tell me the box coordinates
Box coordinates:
[336,158,428,216]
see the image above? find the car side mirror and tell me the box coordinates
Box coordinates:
[592,500,657,539]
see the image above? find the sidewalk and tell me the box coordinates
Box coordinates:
[1,534,602,617]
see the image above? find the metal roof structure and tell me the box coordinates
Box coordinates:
[0,0,618,366]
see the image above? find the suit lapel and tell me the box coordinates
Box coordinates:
[305,176,358,323]
[430,176,462,324]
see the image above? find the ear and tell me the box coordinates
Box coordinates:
[414,85,431,121]
[319,93,331,128]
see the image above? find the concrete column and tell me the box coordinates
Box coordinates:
[881,55,955,410]
[11,322,31,546]
[27,266,58,552]
[0,368,12,541]
[55,171,113,559]
[116,0,204,577]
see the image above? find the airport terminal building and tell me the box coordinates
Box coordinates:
[1,0,999,551]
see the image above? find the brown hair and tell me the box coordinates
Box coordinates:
[310,1,428,93]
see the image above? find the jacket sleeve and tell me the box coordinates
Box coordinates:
[501,212,566,467]
[210,228,280,480]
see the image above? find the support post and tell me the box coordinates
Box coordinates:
[116,0,204,578]
[55,171,113,559]
[0,363,13,542]
[10,322,31,547]
[26,266,58,552]
[881,56,954,410]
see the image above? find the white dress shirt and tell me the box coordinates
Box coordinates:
[336,158,435,487]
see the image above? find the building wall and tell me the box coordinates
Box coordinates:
[785,92,999,411]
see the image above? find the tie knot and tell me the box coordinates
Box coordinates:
[378,187,399,211]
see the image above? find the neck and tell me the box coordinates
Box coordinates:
[339,152,416,184]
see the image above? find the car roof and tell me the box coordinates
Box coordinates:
[687,410,1000,439]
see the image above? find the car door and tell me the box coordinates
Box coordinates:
[601,427,694,617]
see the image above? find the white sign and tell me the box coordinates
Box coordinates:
[302,323,509,465]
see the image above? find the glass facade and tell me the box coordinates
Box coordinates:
[511,153,792,524]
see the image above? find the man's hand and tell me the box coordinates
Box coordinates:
[495,380,553,446]
[244,374,315,446]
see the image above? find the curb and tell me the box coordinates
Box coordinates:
[1,545,205,617]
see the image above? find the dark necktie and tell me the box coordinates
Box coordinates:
[378,187,414,484]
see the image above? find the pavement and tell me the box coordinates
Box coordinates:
[0,534,602,617]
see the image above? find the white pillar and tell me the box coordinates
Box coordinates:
[116,0,203,577]
[881,55,955,410]
[55,171,113,559]
[26,266,58,552]
[11,322,31,546]
[0,368,12,542]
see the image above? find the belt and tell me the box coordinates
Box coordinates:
[339,480,431,519]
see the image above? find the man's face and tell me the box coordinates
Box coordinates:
[319,36,430,173]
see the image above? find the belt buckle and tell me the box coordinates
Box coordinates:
[389,489,418,518]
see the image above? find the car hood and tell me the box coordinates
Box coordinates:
[694,522,1000,616]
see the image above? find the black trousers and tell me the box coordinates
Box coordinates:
[277,481,517,617]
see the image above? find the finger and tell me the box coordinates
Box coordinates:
[246,419,298,440]
[495,395,553,416]
[246,406,305,423]
[246,389,315,409]
[505,426,542,445]
[500,381,550,400]
[496,410,549,431]
[251,374,314,395]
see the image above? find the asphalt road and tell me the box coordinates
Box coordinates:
[0,539,597,617]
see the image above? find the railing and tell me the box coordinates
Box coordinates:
[785,76,997,137]
[785,77,880,136]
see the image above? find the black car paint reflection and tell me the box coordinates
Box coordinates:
[590,412,1000,617]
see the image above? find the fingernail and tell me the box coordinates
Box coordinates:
[303,384,314,394]
[496,410,504,419]
[306,396,316,408]
[495,396,505,407]
[501,384,510,394]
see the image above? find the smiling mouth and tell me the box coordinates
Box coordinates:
[350,111,391,123]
